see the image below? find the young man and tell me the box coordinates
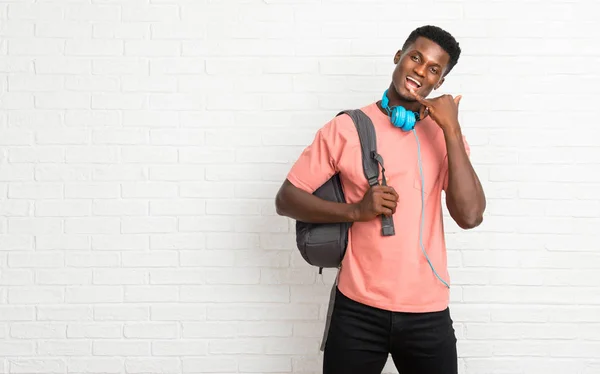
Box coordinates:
[275,25,486,374]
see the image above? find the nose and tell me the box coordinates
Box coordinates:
[413,63,426,78]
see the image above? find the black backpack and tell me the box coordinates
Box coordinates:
[295,109,396,273]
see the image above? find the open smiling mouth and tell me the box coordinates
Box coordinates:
[405,76,422,92]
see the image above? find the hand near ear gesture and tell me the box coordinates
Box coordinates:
[410,88,461,132]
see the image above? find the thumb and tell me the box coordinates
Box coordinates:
[454,95,462,108]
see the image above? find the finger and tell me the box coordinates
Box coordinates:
[419,105,429,121]
[379,206,394,217]
[381,193,397,203]
[409,88,431,107]
[381,186,399,200]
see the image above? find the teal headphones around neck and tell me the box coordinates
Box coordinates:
[380,89,420,131]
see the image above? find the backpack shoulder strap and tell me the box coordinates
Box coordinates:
[337,109,379,186]
[336,109,395,236]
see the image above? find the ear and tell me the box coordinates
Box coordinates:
[393,50,402,65]
[434,77,445,90]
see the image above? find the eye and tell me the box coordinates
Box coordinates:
[411,55,419,62]
[430,67,439,74]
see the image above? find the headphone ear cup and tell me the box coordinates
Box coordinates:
[391,106,406,129]
[404,111,416,131]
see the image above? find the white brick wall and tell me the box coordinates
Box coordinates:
[0,1,599,373]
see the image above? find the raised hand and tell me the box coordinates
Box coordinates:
[409,88,461,132]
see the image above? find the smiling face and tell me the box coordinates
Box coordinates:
[391,36,451,103]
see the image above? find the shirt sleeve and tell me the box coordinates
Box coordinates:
[442,134,471,192]
[286,116,348,194]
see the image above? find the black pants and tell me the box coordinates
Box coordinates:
[323,287,457,374]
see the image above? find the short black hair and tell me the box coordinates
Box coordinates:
[402,25,461,76]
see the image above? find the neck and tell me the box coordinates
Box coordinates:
[377,83,421,114]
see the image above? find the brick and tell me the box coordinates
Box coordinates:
[124,323,178,339]
[92,93,145,110]
[181,285,289,303]
[91,234,149,252]
[65,253,120,268]
[149,269,205,285]
[152,341,208,356]
[204,268,260,285]
[209,338,263,354]
[9,147,64,163]
[121,5,179,22]
[66,40,123,57]
[10,323,66,339]
[92,201,148,216]
[36,92,90,109]
[37,340,92,356]
[124,286,179,303]
[121,251,178,267]
[239,357,292,373]
[8,75,64,92]
[125,358,181,374]
[149,200,205,216]
[121,217,177,234]
[148,166,205,181]
[92,166,146,181]
[65,286,123,303]
[8,359,65,373]
[35,57,91,75]
[92,58,148,75]
[36,235,90,251]
[0,270,33,285]
[0,306,35,321]
[8,287,64,304]
[121,147,178,163]
[8,218,62,235]
[36,21,90,38]
[150,305,206,322]
[151,22,205,39]
[150,58,205,75]
[66,76,120,92]
[0,234,32,251]
[150,233,205,250]
[122,76,178,93]
[182,357,237,373]
[0,92,34,109]
[65,110,120,127]
[8,4,63,21]
[37,306,92,322]
[94,23,149,39]
[65,217,120,234]
[125,41,180,57]
[93,306,149,321]
[67,358,124,374]
[93,269,146,285]
[121,182,178,198]
[149,93,204,110]
[0,200,30,216]
[0,56,34,74]
[93,341,150,356]
[65,4,120,21]
[65,146,119,164]
[35,269,91,285]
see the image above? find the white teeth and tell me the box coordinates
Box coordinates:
[407,77,421,87]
